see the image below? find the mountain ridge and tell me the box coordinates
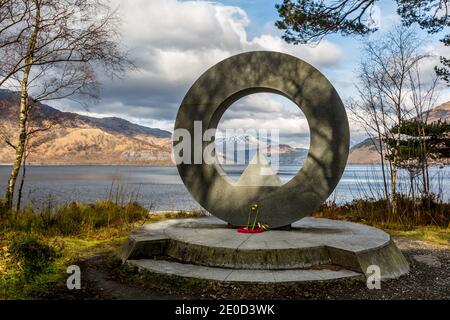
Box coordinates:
[348,101,450,164]
[0,89,173,165]
[1,89,448,165]
[0,89,172,139]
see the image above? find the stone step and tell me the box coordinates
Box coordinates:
[127,259,363,283]
[121,217,410,279]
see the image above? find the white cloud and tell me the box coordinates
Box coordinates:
[217,93,311,148]
[91,0,343,113]
[117,0,342,83]
[247,35,342,68]
[62,0,345,147]
[120,0,249,51]
[423,43,450,107]
[220,117,309,134]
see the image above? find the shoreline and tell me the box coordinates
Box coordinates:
[0,162,448,167]
[0,163,175,167]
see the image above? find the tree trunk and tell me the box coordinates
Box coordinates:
[409,172,415,201]
[419,124,429,196]
[4,2,40,210]
[391,164,398,218]
[5,84,30,209]
[391,104,402,218]
[378,102,391,215]
[377,133,390,207]
[16,145,28,212]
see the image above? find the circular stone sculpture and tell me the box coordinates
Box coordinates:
[174,51,349,229]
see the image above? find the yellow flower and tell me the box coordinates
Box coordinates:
[258,222,269,230]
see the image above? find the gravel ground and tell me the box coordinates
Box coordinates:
[64,236,449,300]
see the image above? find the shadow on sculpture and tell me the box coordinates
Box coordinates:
[174,51,349,228]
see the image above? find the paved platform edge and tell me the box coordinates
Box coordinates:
[120,217,410,281]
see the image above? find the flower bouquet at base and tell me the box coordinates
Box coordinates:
[237,204,269,233]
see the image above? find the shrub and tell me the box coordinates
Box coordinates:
[0,200,150,237]
[8,234,58,280]
[49,200,149,235]
[0,199,9,219]
[313,195,450,229]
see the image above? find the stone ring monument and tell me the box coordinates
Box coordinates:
[174,51,349,228]
[121,51,409,283]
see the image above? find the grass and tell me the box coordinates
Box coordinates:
[312,197,450,245]
[1,200,149,237]
[0,200,206,299]
[0,233,128,299]
[0,194,448,299]
[386,227,450,246]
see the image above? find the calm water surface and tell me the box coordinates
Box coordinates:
[0,165,448,210]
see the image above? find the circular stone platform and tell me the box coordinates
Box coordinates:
[121,217,409,283]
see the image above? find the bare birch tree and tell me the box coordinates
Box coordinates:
[349,26,440,216]
[407,65,440,198]
[0,0,132,210]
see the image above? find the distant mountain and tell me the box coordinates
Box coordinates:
[0,89,311,166]
[348,101,450,164]
[214,133,309,166]
[278,148,309,166]
[426,101,450,123]
[5,88,444,166]
[347,138,382,164]
[0,89,172,165]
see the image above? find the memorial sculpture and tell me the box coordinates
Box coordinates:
[174,51,349,228]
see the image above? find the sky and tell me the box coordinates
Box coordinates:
[55,0,450,148]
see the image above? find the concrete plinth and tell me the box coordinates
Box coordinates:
[121,217,409,283]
